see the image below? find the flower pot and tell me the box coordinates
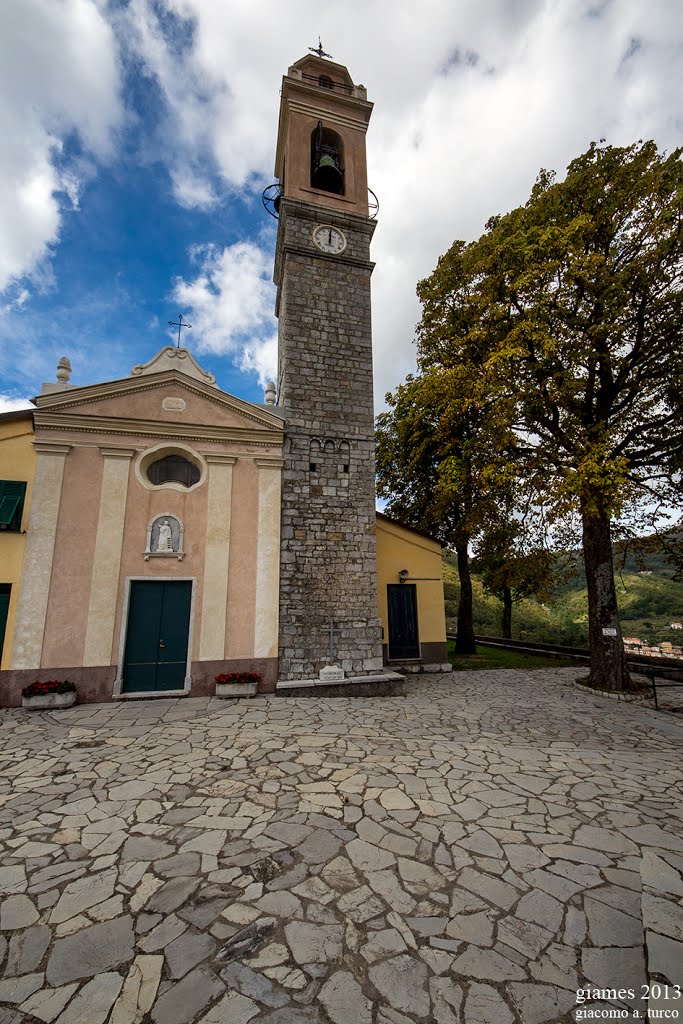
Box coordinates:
[215,681,258,699]
[22,691,77,711]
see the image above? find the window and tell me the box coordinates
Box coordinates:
[147,455,200,489]
[318,75,333,89]
[0,481,26,531]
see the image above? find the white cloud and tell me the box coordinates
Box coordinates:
[170,168,217,210]
[0,394,34,414]
[171,240,277,383]
[0,0,122,292]
[240,334,278,389]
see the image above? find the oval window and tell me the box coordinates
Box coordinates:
[147,454,200,488]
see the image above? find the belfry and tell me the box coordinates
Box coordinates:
[272,53,385,680]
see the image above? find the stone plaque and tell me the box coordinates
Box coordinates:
[319,665,345,682]
[162,396,186,411]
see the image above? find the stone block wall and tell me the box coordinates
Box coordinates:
[275,199,383,679]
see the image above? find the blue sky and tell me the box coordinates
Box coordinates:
[0,0,681,411]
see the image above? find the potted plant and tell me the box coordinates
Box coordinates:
[214,672,260,698]
[22,680,77,711]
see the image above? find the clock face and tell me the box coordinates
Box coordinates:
[313,225,347,255]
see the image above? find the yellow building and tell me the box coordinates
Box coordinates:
[0,410,35,670]
[376,512,448,667]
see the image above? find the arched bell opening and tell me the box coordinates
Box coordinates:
[310,122,345,196]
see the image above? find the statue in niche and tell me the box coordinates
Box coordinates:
[145,514,184,559]
[158,519,173,552]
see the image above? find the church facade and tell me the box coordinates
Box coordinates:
[0,54,449,705]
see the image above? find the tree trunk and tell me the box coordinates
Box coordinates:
[581,498,630,691]
[502,585,513,639]
[455,542,477,654]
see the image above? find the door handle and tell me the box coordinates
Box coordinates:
[159,640,166,649]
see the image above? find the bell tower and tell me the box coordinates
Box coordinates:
[272,54,384,680]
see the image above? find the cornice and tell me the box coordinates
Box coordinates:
[279,197,376,234]
[34,411,284,447]
[100,447,137,460]
[287,98,368,133]
[33,441,72,457]
[205,454,238,465]
[281,244,374,273]
[33,370,284,431]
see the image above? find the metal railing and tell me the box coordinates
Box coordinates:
[301,73,354,94]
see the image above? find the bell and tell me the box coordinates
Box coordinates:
[313,155,344,195]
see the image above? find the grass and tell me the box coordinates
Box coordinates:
[447,640,578,671]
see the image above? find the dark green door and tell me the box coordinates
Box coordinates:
[0,585,10,664]
[387,583,420,659]
[122,581,192,693]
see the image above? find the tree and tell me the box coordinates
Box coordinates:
[417,140,683,690]
[375,368,515,653]
[475,515,556,639]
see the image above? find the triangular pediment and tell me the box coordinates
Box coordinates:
[33,370,284,440]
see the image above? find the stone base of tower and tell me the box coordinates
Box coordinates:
[277,616,385,681]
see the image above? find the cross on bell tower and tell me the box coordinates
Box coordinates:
[272,55,383,680]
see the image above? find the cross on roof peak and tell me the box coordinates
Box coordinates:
[168,313,192,349]
[308,37,332,60]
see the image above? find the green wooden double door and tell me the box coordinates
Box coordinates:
[122,581,192,693]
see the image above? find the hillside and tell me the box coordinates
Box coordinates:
[443,553,683,647]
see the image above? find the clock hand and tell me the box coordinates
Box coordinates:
[328,229,332,245]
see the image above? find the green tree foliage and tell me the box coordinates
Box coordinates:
[416,140,683,690]
[474,515,556,639]
[375,369,515,653]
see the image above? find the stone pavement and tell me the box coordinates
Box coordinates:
[1,668,682,1024]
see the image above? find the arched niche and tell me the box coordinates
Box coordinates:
[310,121,345,196]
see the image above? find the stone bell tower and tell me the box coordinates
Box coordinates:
[272,54,384,680]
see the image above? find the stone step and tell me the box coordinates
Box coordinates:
[275,672,405,698]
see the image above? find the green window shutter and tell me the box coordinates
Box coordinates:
[0,496,21,525]
[0,481,26,530]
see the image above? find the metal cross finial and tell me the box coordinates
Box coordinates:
[309,36,332,59]
[168,313,192,348]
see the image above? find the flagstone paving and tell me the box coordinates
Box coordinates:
[1,668,682,1023]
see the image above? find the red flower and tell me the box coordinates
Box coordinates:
[214,672,260,685]
[22,679,76,698]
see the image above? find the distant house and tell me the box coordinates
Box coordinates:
[671,622,682,630]
[639,570,653,576]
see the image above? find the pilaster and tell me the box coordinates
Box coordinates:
[254,458,283,658]
[83,447,135,667]
[10,442,71,669]
[199,455,236,660]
